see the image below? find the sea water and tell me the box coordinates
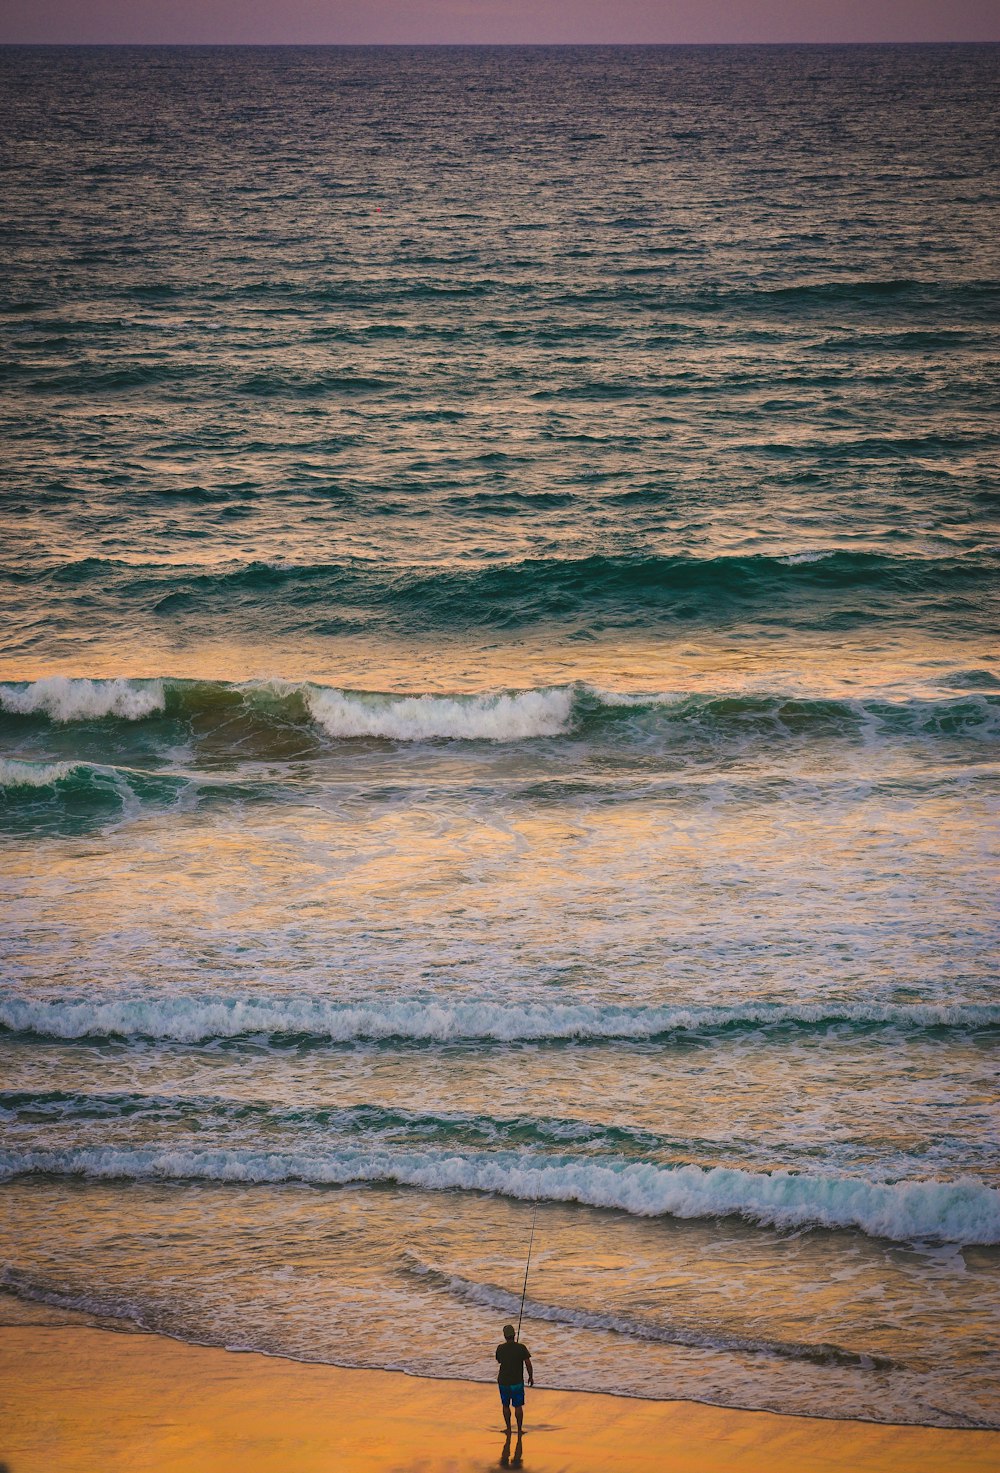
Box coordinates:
[0,44,998,1428]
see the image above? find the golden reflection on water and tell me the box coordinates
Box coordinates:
[1,626,988,700]
[3,770,986,1001]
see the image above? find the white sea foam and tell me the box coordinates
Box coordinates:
[305,686,574,741]
[0,758,78,789]
[584,685,685,708]
[1,1145,996,1243]
[0,992,994,1045]
[0,677,165,723]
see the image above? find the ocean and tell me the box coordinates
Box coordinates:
[0,43,998,1429]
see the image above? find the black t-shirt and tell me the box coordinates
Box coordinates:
[496,1339,531,1384]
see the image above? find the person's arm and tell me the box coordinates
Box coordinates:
[524,1352,533,1387]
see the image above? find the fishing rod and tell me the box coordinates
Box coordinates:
[516,1200,539,1341]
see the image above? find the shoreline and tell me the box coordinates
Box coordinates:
[3,1302,994,1435]
[2,1323,997,1473]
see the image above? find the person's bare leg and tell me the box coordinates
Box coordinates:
[515,1404,523,1432]
[503,1405,512,1433]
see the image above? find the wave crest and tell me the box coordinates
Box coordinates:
[1,1144,995,1244]
[0,677,164,723]
[0,757,80,789]
[1,675,997,749]
[1,992,995,1046]
[304,685,574,741]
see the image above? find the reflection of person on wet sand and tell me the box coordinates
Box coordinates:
[500,1428,524,1467]
[496,1321,533,1433]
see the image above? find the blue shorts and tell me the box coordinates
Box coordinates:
[499,1382,525,1409]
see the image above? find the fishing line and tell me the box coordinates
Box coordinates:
[516,1200,539,1340]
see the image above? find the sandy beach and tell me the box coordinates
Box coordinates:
[1,1324,997,1473]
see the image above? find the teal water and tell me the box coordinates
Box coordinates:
[0,44,998,1428]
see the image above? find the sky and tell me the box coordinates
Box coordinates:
[1,0,998,46]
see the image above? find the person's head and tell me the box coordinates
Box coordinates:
[503,1324,516,1341]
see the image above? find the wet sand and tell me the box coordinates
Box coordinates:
[1,1325,996,1473]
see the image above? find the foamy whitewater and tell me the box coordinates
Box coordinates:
[1,43,998,1429]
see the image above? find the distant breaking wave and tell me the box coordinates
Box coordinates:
[305,684,573,740]
[1,676,997,748]
[0,1091,954,1182]
[1,992,995,1046]
[1,1144,996,1243]
[3,1088,989,1199]
[0,677,165,723]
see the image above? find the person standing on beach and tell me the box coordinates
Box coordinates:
[496,1323,533,1432]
